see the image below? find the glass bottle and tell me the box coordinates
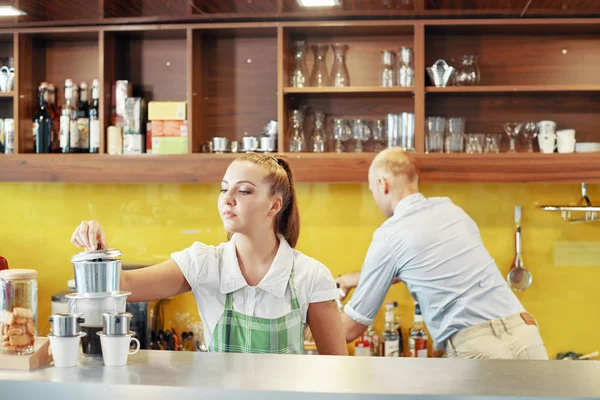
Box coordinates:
[0,269,38,355]
[89,79,100,154]
[366,325,380,356]
[310,111,327,153]
[408,302,428,358]
[33,83,52,154]
[310,43,329,87]
[397,47,414,87]
[393,301,404,357]
[77,81,90,153]
[290,41,309,88]
[453,55,480,86]
[60,79,74,153]
[47,84,61,153]
[330,43,350,87]
[288,109,305,152]
[382,302,400,357]
[380,50,395,88]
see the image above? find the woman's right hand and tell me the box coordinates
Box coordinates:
[70,220,108,251]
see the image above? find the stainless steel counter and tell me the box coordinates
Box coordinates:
[1,350,599,400]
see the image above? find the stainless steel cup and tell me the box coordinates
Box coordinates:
[48,313,85,337]
[103,312,133,336]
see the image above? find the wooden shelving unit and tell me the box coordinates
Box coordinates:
[0,18,600,183]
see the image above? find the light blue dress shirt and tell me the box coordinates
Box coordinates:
[344,193,525,349]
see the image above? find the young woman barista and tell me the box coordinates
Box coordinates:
[70,153,348,355]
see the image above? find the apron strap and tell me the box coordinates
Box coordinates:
[224,291,234,310]
[289,262,300,310]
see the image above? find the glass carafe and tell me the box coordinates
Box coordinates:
[290,41,309,88]
[310,111,327,153]
[380,51,395,88]
[330,44,350,87]
[453,55,480,86]
[310,44,330,87]
[332,118,351,153]
[288,109,305,152]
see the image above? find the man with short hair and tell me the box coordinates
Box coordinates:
[338,148,548,359]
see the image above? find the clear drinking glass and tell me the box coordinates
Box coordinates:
[465,134,485,154]
[453,55,480,86]
[371,119,386,151]
[380,51,395,88]
[290,41,309,88]
[426,116,446,153]
[484,133,502,153]
[288,109,305,152]
[445,117,465,153]
[310,44,330,87]
[397,47,414,87]
[330,44,350,87]
[332,118,351,153]
[351,119,371,153]
[310,111,327,153]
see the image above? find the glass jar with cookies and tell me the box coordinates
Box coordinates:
[0,269,38,355]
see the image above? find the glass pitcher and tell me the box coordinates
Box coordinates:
[288,109,305,152]
[453,55,480,86]
[310,44,330,87]
[290,41,309,88]
[330,44,350,87]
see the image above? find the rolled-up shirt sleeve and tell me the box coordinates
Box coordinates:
[344,232,397,326]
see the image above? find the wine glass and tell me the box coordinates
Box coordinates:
[503,122,523,153]
[521,121,538,153]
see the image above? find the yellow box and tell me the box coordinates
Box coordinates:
[151,136,188,154]
[148,102,187,121]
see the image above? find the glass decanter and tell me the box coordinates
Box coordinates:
[310,111,327,153]
[453,55,480,86]
[330,43,350,88]
[288,109,305,152]
[290,41,309,88]
[310,44,330,87]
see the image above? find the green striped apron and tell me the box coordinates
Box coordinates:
[209,264,304,354]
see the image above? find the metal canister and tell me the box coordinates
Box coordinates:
[242,136,259,152]
[212,137,228,153]
[103,312,132,336]
[48,313,85,337]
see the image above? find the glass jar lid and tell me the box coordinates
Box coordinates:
[0,269,38,280]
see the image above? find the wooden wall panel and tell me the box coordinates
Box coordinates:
[203,33,278,143]
[426,30,600,86]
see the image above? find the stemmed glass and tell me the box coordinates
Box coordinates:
[521,121,538,153]
[503,122,523,153]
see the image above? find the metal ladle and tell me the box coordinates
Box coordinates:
[507,206,532,291]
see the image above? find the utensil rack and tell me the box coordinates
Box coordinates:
[539,183,600,223]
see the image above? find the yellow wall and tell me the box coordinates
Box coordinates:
[0,181,599,358]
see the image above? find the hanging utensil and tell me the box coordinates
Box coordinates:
[507,206,532,291]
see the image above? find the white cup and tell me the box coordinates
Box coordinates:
[538,133,557,154]
[537,120,557,135]
[556,129,576,140]
[98,332,140,366]
[48,333,85,368]
[557,136,576,153]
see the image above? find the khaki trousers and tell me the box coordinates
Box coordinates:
[445,313,549,360]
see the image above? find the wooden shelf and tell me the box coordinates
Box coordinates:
[0,91,14,98]
[284,87,415,94]
[426,85,600,93]
[1,153,599,183]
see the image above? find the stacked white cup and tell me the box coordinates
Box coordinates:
[537,120,557,154]
[556,129,576,153]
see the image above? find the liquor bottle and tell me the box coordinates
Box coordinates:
[408,302,428,358]
[47,83,61,153]
[76,81,90,153]
[33,83,52,154]
[60,79,74,153]
[70,83,80,152]
[366,325,380,356]
[393,301,404,356]
[382,302,400,357]
[89,79,100,154]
